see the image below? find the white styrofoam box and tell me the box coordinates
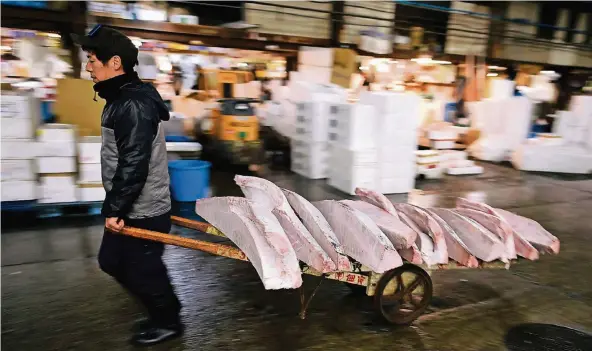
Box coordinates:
[423,167,445,179]
[379,159,416,180]
[447,166,484,175]
[78,184,106,202]
[78,137,102,163]
[38,184,78,203]
[37,124,76,142]
[569,95,592,125]
[1,160,35,181]
[511,144,592,174]
[79,163,102,183]
[1,118,35,139]
[428,129,458,141]
[1,140,37,159]
[298,64,333,85]
[0,93,40,121]
[271,85,289,102]
[330,144,378,166]
[359,91,422,120]
[295,101,332,142]
[39,175,76,188]
[379,176,415,194]
[291,138,330,179]
[37,141,77,157]
[439,150,468,162]
[298,47,334,67]
[36,157,77,174]
[504,97,535,150]
[442,159,475,169]
[1,181,37,201]
[328,166,378,195]
[489,79,515,100]
[328,103,377,149]
[290,81,348,104]
[431,140,456,149]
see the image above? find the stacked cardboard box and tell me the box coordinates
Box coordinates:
[1,92,40,201]
[298,47,334,85]
[327,103,378,194]
[360,92,421,194]
[36,124,78,203]
[78,136,105,202]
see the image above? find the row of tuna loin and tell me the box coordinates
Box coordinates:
[194,177,559,290]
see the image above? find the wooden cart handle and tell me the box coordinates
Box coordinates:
[118,226,248,261]
[171,216,225,237]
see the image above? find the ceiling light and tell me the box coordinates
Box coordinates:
[488,65,506,70]
[487,73,498,77]
[47,33,61,38]
[190,40,203,45]
[0,46,12,51]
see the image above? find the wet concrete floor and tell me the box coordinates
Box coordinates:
[2,162,592,350]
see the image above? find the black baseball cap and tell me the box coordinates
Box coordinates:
[71,24,139,68]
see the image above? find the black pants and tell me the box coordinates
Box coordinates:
[98,212,181,327]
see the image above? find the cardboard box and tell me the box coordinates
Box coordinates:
[78,137,102,164]
[79,163,102,183]
[1,180,37,201]
[1,160,35,181]
[328,103,377,149]
[54,78,105,137]
[36,157,77,174]
[37,124,76,142]
[298,47,334,67]
[1,118,35,139]
[37,141,77,157]
[1,140,38,159]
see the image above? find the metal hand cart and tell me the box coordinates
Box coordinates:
[120,216,508,325]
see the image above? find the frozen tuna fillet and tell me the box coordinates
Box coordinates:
[426,209,479,267]
[282,189,352,271]
[393,204,449,264]
[453,208,517,260]
[235,176,336,273]
[397,211,440,266]
[429,208,506,262]
[456,198,541,259]
[397,244,423,264]
[315,200,403,273]
[495,209,559,255]
[355,187,398,217]
[340,200,417,249]
[195,197,302,290]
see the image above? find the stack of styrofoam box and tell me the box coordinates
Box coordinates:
[415,150,443,179]
[78,136,105,202]
[428,128,459,150]
[359,92,421,194]
[511,95,592,174]
[440,150,483,175]
[36,124,78,203]
[298,47,334,85]
[291,100,333,179]
[327,103,379,194]
[1,92,40,202]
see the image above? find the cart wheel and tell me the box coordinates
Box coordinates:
[374,264,433,325]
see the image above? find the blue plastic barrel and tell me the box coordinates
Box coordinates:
[165,135,193,142]
[168,160,211,202]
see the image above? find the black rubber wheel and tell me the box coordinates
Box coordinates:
[374,264,433,325]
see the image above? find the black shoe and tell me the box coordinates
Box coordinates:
[131,325,183,346]
[131,318,152,333]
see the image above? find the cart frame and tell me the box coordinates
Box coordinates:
[120,216,508,325]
